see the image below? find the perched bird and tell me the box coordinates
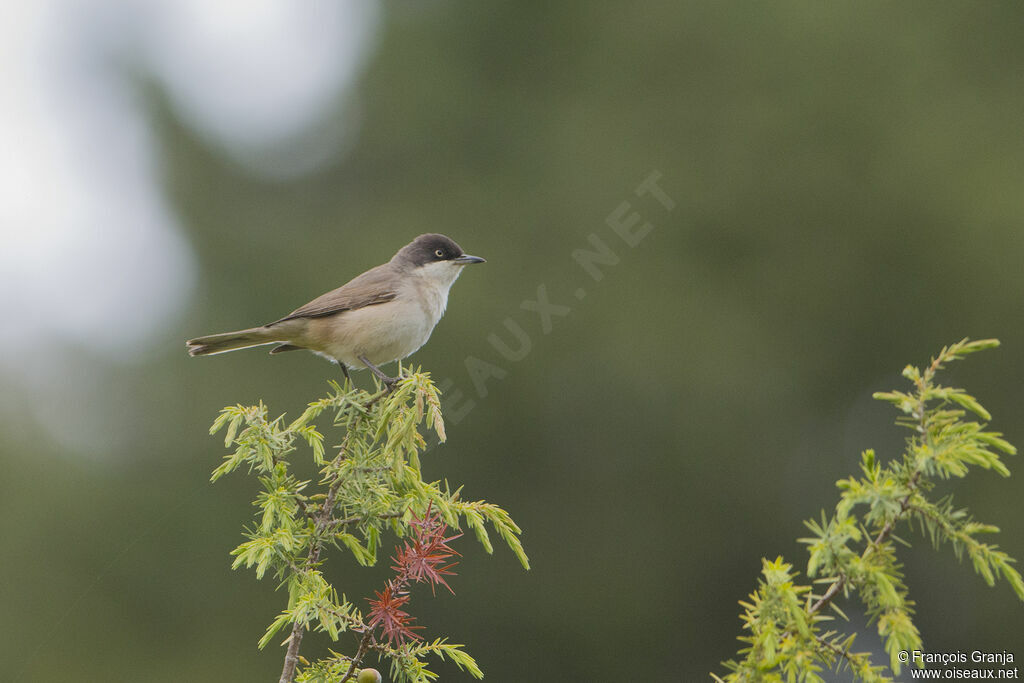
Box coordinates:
[186,234,485,385]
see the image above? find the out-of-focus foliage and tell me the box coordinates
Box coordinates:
[3,3,1024,682]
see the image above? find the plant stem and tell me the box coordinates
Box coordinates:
[279,589,310,682]
[278,388,387,683]
[338,632,373,683]
[808,479,917,617]
[806,366,932,620]
[279,500,333,683]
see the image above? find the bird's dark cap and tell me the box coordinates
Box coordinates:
[395,233,469,267]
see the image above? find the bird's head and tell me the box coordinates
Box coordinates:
[394,233,485,288]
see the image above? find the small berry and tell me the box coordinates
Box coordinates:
[357,667,382,683]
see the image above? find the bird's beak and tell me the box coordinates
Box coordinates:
[454,254,486,265]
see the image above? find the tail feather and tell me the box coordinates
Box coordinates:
[186,327,277,356]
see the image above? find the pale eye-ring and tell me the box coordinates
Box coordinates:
[435,249,444,258]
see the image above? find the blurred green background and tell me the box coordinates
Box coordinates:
[3,2,1023,682]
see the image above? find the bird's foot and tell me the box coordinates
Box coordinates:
[336,361,352,387]
[358,355,402,392]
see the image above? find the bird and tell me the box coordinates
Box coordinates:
[186,233,485,386]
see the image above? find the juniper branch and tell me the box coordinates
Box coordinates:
[328,511,406,531]
[808,469,922,618]
[717,339,1021,683]
[338,632,374,683]
[210,371,528,683]
[279,388,387,683]
[807,344,944,619]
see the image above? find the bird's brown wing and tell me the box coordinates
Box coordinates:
[270,263,398,324]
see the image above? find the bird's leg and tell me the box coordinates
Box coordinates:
[336,360,351,386]
[358,355,400,390]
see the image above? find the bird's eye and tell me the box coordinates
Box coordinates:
[434,249,445,258]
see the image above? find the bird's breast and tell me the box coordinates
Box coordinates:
[302,295,439,368]
[298,270,456,368]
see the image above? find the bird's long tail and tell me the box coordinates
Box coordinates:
[186,326,277,356]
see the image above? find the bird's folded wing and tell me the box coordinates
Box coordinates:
[271,263,398,323]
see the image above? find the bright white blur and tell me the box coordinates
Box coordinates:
[0,0,378,454]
